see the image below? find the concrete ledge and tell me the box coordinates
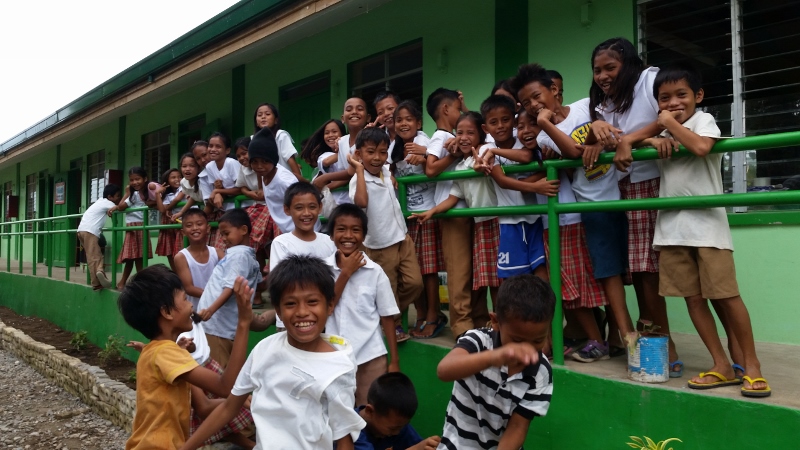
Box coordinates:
[0,318,135,432]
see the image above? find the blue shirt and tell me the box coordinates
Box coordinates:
[352,406,422,450]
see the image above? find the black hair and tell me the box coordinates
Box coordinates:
[300,119,346,167]
[326,203,368,236]
[491,78,514,97]
[117,265,184,339]
[479,94,517,119]
[394,100,423,124]
[495,274,556,324]
[160,168,180,196]
[127,166,150,201]
[456,111,487,146]
[373,91,402,107]
[367,372,418,418]
[190,140,208,153]
[426,88,460,121]
[179,153,200,195]
[218,208,251,234]
[268,255,335,310]
[283,181,322,207]
[103,184,121,199]
[208,132,232,152]
[509,63,553,97]
[355,127,390,150]
[253,103,281,134]
[652,62,703,99]
[234,136,251,152]
[545,70,563,81]
[181,208,207,223]
[390,100,423,163]
[588,37,644,121]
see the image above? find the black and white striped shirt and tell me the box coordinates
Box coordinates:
[438,328,553,450]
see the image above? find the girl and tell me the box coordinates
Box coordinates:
[253,103,304,180]
[300,119,345,174]
[175,152,201,221]
[154,168,186,269]
[204,132,242,250]
[112,166,155,289]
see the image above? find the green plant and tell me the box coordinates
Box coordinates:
[128,370,137,383]
[627,436,682,450]
[98,334,126,365]
[69,330,89,351]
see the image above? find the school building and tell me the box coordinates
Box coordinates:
[1,0,799,447]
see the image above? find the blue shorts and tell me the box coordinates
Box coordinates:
[497,219,545,278]
[581,211,628,279]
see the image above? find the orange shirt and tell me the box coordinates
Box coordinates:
[126,340,198,450]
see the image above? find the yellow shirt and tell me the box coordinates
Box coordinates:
[126,340,199,450]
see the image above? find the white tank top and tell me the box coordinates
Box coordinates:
[179,246,219,309]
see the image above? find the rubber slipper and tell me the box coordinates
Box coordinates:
[732,364,745,381]
[413,319,446,339]
[669,360,684,378]
[395,326,411,343]
[741,376,772,398]
[687,371,741,390]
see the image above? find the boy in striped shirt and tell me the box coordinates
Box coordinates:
[436,274,555,450]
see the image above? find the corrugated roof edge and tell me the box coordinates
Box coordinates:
[0,0,298,155]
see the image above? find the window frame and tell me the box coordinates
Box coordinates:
[25,173,36,232]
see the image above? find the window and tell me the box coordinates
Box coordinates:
[639,0,800,210]
[26,173,36,232]
[2,181,11,233]
[177,116,205,165]
[87,150,106,204]
[142,127,171,224]
[349,41,423,119]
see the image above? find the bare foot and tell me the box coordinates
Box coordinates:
[690,364,736,385]
[742,367,768,391]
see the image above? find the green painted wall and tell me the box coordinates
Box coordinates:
[2,271,798,448]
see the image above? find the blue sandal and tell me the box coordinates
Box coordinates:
[732,364,745,382]
[669,360,684,378]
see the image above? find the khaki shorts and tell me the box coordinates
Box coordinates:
[659,246,739,300]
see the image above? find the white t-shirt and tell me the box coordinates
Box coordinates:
[197,170,212,203]
[480,141,539,225]
[535,171,582,230]
[538,98,620,203]
[180,178,204,203]
[316,151,336,173]
[275,129,300,172]
[337,135,356,169]
[179,246,219,308]
[449,157,498,223]
[263,165,300,234]
[231,332,365,450]
[596,66,661,183]
[162,191,182,215]
[124,191,146,223]
[177,321,210,366]
[349,164,407,249]
[395,131,436,211]
[234,166,261,208]
[205,158,242,211]
[78,198,115,236]
[319,146,351,206]
[426,130,466,208]
[324,252,400,365]
[653,112,730,250]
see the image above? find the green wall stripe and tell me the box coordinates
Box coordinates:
[494,0,528,82]
[232,65,246,140]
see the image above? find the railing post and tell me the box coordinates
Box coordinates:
[47,220,52,278]
[5,224,10,272]
[31,222,36,277]
[546,165,564,366]
[111,212,120,288]
[64,226,70,282]
[142,211,150,269]
[18,221,23,274]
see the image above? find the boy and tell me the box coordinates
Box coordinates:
[348,127,423,342]
[642,64,769,396]
[374,91,400,142]
[77,183,121,290]
[118,264,253,450]
[436,274,555,449]
[197,208,262,367]
[324,204,400,405]
[354,372,440,450]
[173,209,225,310]
[180,255,366,450]
[424,87,474,338]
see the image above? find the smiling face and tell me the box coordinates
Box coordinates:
[516,111,541,150]
[218,221,248,247]
[593,50,622,96]
[394,107,421,143]
[167,170,182,189]
[180,156,199,181]
[323,122,343,151]
[192,145,210,168]
[342,98,369,131]
[482,107,515,146]
[181,213,210,244]
[355,140,389,176]
[278,283,332,352]
[456,118,481,156]
[129,173,146,191]
[235,146,249,167]
[207,137,228,162]
[517,81,559,118]
[332,214,365,257]
[169,289,195,334]
[285,192,320,237]
[657,79,702,124]
[375,96,399,131]
[256,105,276,130]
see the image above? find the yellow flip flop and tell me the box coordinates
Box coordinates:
[741,376,772,398]
[687,371,741,390]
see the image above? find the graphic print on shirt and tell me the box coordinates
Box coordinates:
[395,162,432,209]
[572,122,612,183]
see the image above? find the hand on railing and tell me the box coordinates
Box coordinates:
[589,119,623,148]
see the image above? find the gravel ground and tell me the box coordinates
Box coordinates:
[0,349,129,449]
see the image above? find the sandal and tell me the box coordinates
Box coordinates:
[412,318,426,333]
[395,326,411,343]
[687,371,741,390]
[741,375,772,398]
[412,319,447,339]
[669,360,684,378]
[732,364,745,381]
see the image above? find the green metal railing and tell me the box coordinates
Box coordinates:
[2,131,799,365]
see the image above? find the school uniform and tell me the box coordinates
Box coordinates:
[117,191,153,263]
[178,246,219,309]
[155,191,183,257]
[235,166,279,252]
[77,198,115,287]
[275,129,300,172]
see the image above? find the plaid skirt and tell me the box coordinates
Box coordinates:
[206,210,225,251]
[473,219,500,290]
[544,223,607,309]
[190,358,254,444]
[245,203,280,252]
[407,218,444,275]
[619,177,660,273]
[155,215,183,257]
[116,222,152,263]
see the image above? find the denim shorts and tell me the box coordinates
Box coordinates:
[581,211,628,279]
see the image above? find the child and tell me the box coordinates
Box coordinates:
[155,168,186,269]
[111,166,155,289]
[392,100,444,339]
[180,255,366,450]
[196,209,261,367]
[118,264,252,450]
[353,372,440,450]
[205,132,242,212]
[545,69,564,105]
[410,112,497,338]
[253,102,305,180]
[175,152,201,222]
[77,184,121,290]
[373,91,401,151]
[348,127,423,342]
[424,87,474,339]
[641,64,769,396]
[301,119,346,176]
[437,274,555,449]
[513,63,637,358]
[173,209,224,311]
[324,204,400,405]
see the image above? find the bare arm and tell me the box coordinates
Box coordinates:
[488,166,559,196]
[198,287,233,321]
[537,113,582,159]
[172,197,195,220]
[382,315,400,372]
[174,253,203,299]
[331,250,366,310]
[658,112,716,157]
[286,157,307,182]
[497,413,532,450]
[336,435,355,450]
[179,394,249,450]
[489,148,534,164]
[348,155,369,208]
[437,342,539,382]
[425,153,458,177]
[407,195,459,223]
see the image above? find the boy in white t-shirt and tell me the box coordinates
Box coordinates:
[348,127,423,343]
[634,64,769,397]
[77,184,121,290]
[324,204,400,406]
[180,255,366,450]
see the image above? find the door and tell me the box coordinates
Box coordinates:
[52,170,81,268]
[279,73,331,180]
[36,174,51,263]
